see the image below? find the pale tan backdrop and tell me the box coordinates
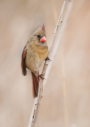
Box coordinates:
[0,0,90,127]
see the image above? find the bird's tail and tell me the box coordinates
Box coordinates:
[31,72,39,98]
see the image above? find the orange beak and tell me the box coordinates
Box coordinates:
[40,36,46,42]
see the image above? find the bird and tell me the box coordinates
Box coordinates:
[21,24,48,98]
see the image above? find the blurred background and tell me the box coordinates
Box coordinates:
[0,0,90,127]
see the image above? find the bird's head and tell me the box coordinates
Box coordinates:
[30,24,47,46]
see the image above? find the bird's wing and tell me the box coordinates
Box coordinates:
[21,46,27,75]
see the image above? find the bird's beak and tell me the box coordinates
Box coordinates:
[40,36,46,42]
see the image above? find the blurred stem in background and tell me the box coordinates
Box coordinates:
[51,0,69,127]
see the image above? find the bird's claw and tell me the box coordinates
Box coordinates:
[39,74,45,80]
[45,56,51,61]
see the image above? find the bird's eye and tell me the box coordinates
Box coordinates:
[37,35,41,38]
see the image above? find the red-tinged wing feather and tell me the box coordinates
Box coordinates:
[21,46,27,76]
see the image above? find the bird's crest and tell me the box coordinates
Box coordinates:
[42,24,45,32]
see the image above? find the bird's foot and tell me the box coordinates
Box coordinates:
[39,74,45,80]
[45,56,51,61]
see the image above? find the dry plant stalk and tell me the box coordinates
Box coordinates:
[51,0,74,127]
[28,0,73,127]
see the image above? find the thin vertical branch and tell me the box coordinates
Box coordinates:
[51,0,58,24]
[60,48,69,127]
[58,1,74,126]
[51,0,74,127]
[49,0,68,58]
[28,0,74,127]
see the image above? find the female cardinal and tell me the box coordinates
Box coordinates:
[21,24,48,98]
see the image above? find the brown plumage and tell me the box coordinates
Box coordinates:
[21,25,48,97]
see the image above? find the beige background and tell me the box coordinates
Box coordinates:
[0,0,90,127]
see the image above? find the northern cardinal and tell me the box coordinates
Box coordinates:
[21,24,48,98]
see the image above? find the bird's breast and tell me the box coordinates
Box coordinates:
[26,44,48,73]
